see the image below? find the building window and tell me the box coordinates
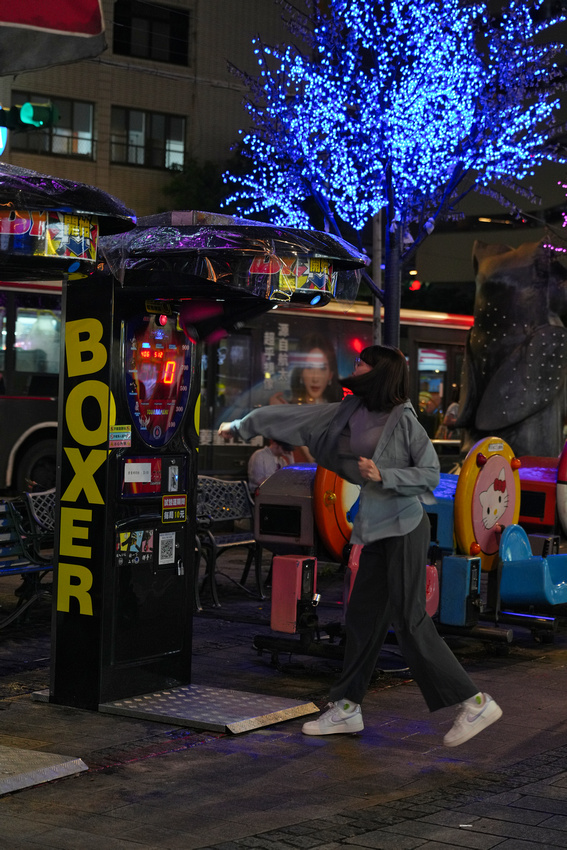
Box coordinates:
[10,92,95,159]
[111,106,185,169]
[113,0,190,66]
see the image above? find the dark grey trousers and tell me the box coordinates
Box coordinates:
[329,510,478,712]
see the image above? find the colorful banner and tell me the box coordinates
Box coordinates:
[249,255,335,301]
[0,209,98,262]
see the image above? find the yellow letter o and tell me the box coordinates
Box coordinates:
[66,380,116,447]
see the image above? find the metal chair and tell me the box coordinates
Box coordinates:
[0,492,54,629]
[196,476,264,607]
[19,487,56,563]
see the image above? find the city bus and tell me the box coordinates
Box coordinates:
[198,300,473,477]
[0,279,61,492]
[0,283,472,490]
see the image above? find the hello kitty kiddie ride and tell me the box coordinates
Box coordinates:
[328,435,530,640]
[426,436,566,642]
[252,435,566,666]
[454,436,521,573]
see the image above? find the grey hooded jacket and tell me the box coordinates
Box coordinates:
[230,396,440,544]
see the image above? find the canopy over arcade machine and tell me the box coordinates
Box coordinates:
[0,163,135,278]
[48,207,367,728]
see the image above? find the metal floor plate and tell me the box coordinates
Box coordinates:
[99,683,319,733]
[0,744,88,796]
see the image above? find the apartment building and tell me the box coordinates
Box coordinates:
[0,1,296,217]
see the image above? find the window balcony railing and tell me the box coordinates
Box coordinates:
[110,141,184,169]
[11,133,96,160]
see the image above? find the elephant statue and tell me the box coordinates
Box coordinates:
[458,239,567,457]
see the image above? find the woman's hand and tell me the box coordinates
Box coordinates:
[218,422,236,441]
[358,456,382,482]
[269,392,288,405]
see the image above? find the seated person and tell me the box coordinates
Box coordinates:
[435,389,461,440]
[247,439,294,495]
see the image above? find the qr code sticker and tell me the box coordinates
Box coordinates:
[159,531,176,565]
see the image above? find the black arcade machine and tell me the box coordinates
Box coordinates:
[50,210,368,730]
[0,163,136,790]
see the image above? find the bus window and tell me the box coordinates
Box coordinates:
[417,347,446,437]
[198,332,256,476]
[15,306,61,375]
[195,303,471,476]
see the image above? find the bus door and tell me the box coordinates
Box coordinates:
[197,329,257,477]
[406,326,466,440]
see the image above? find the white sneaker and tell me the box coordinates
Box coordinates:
[443,693,502,747]
[302,700,364,736]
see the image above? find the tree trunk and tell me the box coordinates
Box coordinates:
[383,210,401,348]
[372,212,382,344]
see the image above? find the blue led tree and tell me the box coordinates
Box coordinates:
[225,0,567,345]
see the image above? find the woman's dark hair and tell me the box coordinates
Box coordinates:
[341,345,409,411]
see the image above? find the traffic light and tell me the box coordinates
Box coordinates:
[0,102,59,131]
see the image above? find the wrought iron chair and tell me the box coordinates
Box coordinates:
[0,489,55,628]
[196,476,263,607]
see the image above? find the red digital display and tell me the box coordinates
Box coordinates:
[163,360,176,384]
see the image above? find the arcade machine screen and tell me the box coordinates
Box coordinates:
[124,312,191,449]
[112,311,193,665]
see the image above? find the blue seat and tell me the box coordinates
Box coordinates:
[499,525,567,607]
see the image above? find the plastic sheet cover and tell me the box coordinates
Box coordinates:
[0,164,135,279]
[98,210,368,303]
[0,163,135,234]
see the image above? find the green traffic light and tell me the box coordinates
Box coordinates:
[19,102,58,127]
[0,101,59,131]
[20,103,43,127]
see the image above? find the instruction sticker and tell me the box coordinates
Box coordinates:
[162,494,187,523]
[124,462,152,483]
[109,425,132,448]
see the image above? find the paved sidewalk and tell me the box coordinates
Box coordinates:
[0,561,566,849]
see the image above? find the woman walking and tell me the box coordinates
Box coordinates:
[219,345,501,747]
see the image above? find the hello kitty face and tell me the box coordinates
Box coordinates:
[479,469,508,530]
